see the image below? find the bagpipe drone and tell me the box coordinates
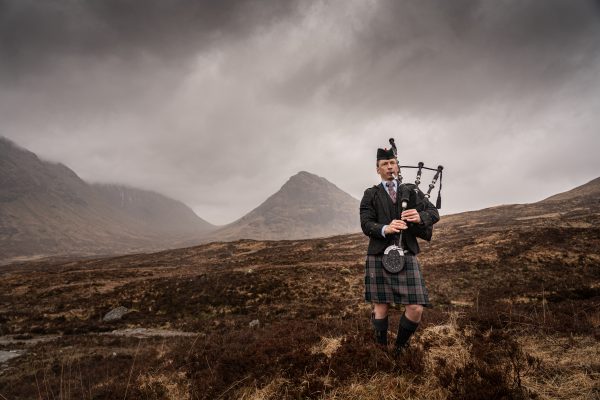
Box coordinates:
[389,138,443,210]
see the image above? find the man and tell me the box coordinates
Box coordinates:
[359,147,440,355]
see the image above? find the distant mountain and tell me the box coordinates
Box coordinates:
[93,183,214,235]
[0,137,215,263]
[210,171,359,240]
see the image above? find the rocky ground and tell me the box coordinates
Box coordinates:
[0,208,598,399]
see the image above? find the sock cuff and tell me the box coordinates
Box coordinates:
[400,313,419,332]
[372,316,389,331]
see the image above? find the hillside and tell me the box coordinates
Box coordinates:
[0,137,215,263]
[0,176,598,399]
[542,176,600,203]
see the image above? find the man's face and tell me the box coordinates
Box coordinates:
[377,158,399,181]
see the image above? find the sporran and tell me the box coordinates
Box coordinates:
[382,244,405,273]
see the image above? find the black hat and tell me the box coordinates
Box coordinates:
[377,147,395,160]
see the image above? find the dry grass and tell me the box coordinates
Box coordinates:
[236,377,290,400]
[321,372,430,400]
[318,312,538,400]
[518,334,600,400]
[137,371,190,400]
[1,218,598,399]
[418,312,473,377]
[310,336,344,358]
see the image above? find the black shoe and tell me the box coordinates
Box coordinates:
[393,345,407,358]
[375,329,388,347]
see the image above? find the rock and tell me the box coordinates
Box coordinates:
[103,306,130,322]
[249,319,260,328]
[0,350,25,363]
[340,268,352,274]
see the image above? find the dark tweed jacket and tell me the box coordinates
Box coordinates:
[359,181,440,255]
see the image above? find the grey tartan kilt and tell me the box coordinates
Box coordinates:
[364,254,431,306]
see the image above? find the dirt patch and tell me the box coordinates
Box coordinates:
[104,328,198,338]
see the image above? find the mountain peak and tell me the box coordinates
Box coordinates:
[286,171,325,184]
[0,135,17,146]
[277,171,348,202]
[291,170,318,178]
[1,135,39,161]
[211,171,360,240]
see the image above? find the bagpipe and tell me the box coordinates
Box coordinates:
[388,138,443,210]
[381,138,444,274]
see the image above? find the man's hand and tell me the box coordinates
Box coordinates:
[401,209,421,224]
[384,219,408,235]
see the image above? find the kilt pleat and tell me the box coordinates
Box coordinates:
[364,254,431,306]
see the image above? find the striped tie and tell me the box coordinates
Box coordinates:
[386,181,396,203]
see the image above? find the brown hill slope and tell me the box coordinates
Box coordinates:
[428,176,600,269]
[0,176,598,399]
[211,171,359,240]
[0,137,215,263]
[542,176,600,202]
[438,175,600,232]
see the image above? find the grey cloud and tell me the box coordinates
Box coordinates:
[268,0,600,116]
[0,0,298,78]
[1,0,599,225]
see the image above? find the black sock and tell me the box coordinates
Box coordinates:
[371,314,388,346]
[395,313,419,349]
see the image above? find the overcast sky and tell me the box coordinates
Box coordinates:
[1,0,599,225]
